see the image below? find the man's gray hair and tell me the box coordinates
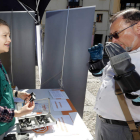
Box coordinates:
[110,8,140,25]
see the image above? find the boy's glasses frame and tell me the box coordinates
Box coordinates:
[108,23,138,40]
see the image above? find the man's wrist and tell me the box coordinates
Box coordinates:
[13,90,21,98]
[14,110,21,117]
[15,91,18,98]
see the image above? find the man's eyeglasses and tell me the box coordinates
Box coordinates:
[108,23,137,40]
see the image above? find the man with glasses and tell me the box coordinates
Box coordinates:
[94,8,140,140]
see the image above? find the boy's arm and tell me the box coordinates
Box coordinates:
[0,106,14,122]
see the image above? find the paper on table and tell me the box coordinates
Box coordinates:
[49,90,66,99]
[52,115,79,136]
[51,99,72,111]
[69,112,94,140]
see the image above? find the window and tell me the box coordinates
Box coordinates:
[68,0,79,8]
[131,3,135,7]
[136,3,140,10]
[121,3,140,10]
[93,34,103,45]
[126,3,135,9]
[96,14,103,22]
[126,3,130,6]
[68,0,79,1]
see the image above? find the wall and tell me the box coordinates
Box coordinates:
[112,0,121,14]
[83,0,110,10]
[84,0,121,44]
[93,11,109,45]
[94,11,109,31]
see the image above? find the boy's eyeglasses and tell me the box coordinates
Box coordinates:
[108,23,138,40]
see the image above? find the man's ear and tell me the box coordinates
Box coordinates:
[136,21,140,34]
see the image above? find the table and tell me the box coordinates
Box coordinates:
[7,89,94,140]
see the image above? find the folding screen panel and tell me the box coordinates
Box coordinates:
[41,6,95,117]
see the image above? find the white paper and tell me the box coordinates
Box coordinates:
[69,112,94,140]
[49,90,66,99]
[52,115,79,136]
[51,99,72,111]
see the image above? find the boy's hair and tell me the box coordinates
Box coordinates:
[110,8,140,25]
[0,19,9,27]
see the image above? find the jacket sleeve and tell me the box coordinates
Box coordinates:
[0,64,15,122]
[0,106,14,122]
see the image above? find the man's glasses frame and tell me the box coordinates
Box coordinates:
[108,23,138,40]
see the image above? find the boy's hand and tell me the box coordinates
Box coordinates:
[14,101,35,117]
[18,91,30,101]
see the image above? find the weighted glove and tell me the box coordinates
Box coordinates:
[105,42,140,97]
[88,43,104,61]
[88,43,105,76]
[89,59,104,77]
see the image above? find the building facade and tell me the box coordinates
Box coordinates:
[82,0,121,45]
[41,0,140,46]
